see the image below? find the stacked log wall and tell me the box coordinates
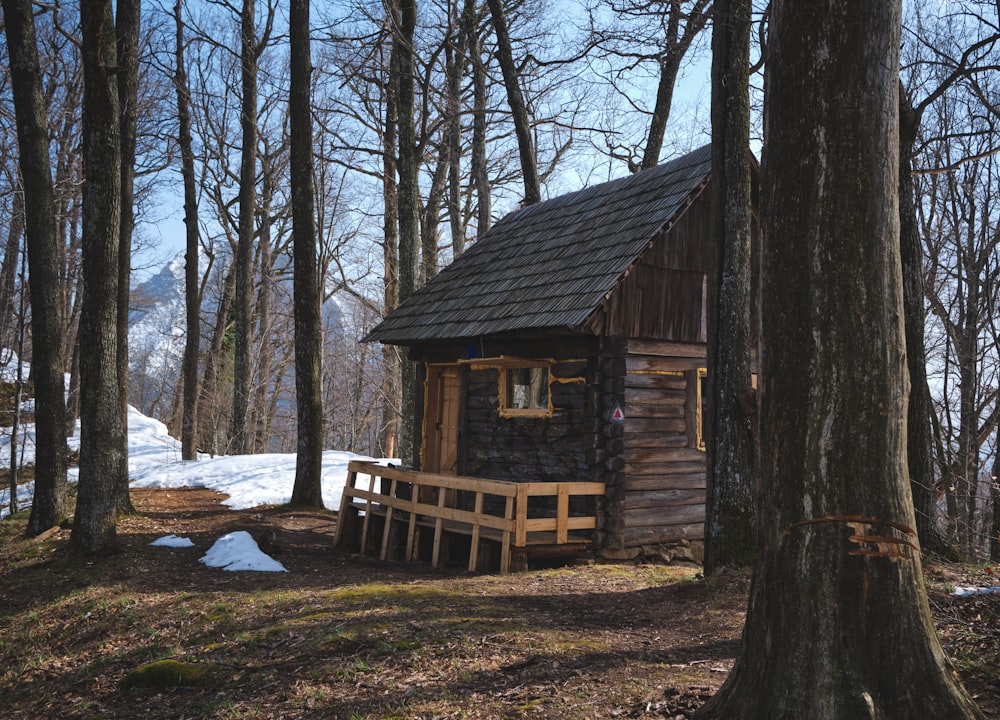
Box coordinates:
[621,339,707,551]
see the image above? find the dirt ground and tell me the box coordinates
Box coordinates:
[1,487,998,719]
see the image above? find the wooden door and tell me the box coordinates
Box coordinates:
[423,364,460,474]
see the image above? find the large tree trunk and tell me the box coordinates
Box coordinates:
[174,0,201,461]
[73,0,124,554]
[703,0,755,574]
[485,0,539,206]
[231,0,258,455]
[696,2,983,717]
[3,0,69,534]
[288,0,324,508]
[114,0,140,515]
[394,0,419,466]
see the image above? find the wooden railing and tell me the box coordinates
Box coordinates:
[333,460,605,573]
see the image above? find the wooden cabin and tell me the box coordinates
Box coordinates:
[360,144,758,567]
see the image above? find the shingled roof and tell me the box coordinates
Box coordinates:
[366,144,712,345]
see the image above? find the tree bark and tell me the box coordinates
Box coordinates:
[703,0,755,574]
[73,0,124,554]
[379,13,400,460]
[288,0,324,508]
[696,2,983,717]
[174,0,201,461]
[0,188,25,350]
[899,96,950,556]
[114,0,140,515]
[485,0,540,206]
[468,7,491,235]
[231,0,258,455]
[3,0,69,535]
[639,0,711,170]
[394,0,419,466]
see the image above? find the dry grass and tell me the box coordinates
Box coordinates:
[0,488,996,719]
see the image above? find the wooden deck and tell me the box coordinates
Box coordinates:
[333,461,606,573]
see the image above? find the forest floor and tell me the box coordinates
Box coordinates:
[1,487,998,720]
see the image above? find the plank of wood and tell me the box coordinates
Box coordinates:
[624,387,687,404]
[624,460,706,477]
[623,522,704,546]
[623,489,706,510]
[623,473,707,491]
[624,447,706,464]
[626,356,705,374]
[624,418,688,434]
[624,373,688,390]
[625,433,691,449]
[627,339,707,358]
[624,503,706,528]
[625,402,687,420]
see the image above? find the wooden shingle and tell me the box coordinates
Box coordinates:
[366,144,713,345]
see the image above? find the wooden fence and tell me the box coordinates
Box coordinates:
[333,461,605,573]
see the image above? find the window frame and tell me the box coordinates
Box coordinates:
[498,363,553,418]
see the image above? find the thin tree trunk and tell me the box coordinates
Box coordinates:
[73,0,124,554]
[696,2,983,716]
[420,146,448,282]
[394,0,419,466]
[899,96,951,555]
[175,0,201,461]
[703,0,755,574]
[638,0,711,170]
[232,0,258,455]
[288,0,324,507]
[253,159,275,452]
[485,0,539,205]
[199,267,236,456]
[114,0,140,515]
[3,0,70,534]
[0,188,25,350]
[379,17,400,460]
[468,7,491,235]
[447,0,472,256]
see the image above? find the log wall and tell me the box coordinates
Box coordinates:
[619,339,707,549]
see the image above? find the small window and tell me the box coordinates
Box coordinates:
[500,366,551,416]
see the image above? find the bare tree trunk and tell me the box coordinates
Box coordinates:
[232,0,258,455]
[3,0,70,534]
[73,0,124,554]
[253,156,276,452]
[379,18,400,459]
[174,0,201,461]
[639,0,710,169]
[696,2,982,717]
[447,0,473,256]
[394,0,419,466]
[420,146,448,282]
[288,0,324,507]
[0,188,25,350]
[703,0,755,574]
[114,0,140,515]
[468,6,491,235]
[899,97,950,555]
[199,267,236,456]
[991,454,1000,561]
[485,0,539,206]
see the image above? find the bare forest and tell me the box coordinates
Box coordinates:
[1,0,999,563]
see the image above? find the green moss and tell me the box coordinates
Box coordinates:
[119,659,216,691]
